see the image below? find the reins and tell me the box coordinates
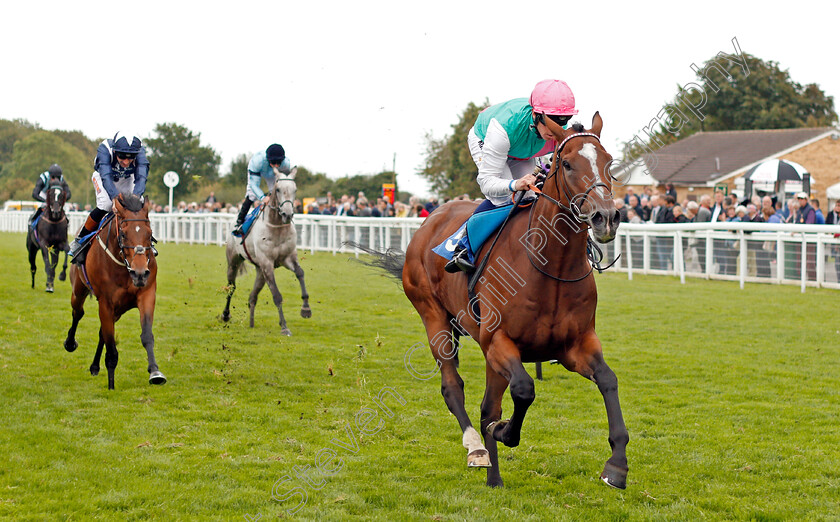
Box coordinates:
[98,214,154,271]
[522,132,619,282]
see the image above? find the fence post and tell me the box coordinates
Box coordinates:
[800,234,807,293]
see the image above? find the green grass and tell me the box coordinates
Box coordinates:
[1,231,839,520]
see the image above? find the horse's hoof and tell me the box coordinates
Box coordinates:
[149,371,167,385]
[486,477,504,488]
[300,307,312,318]
[58,273,66,281]
[281,328,292,337]
[467,449,491,468]
[64,339,77,352]
[90,366,99,376]
[600,462,628,490]
[487,420,518,447]
[45,286,54,293]
[221,311,230,323]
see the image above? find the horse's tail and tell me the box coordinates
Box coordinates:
[344,242,405,282]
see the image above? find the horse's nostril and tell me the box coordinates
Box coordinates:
[144,270,150,279]
[613,210,621,224]
[591,213,604,227]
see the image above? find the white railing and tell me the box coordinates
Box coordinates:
[3,211,839,291]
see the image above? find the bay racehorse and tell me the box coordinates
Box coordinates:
[372,114,628,488]
[64,193,165,390]
[222,167,311,334]
[27,183,70,292]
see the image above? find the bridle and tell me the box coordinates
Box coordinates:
[43,184,67,223]
[264,176,296,227]
[524,132,618,282]
[98,214,154,271]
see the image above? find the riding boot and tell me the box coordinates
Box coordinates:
[232,198,253,236]
[69,210,105,257]
[29,206,43,226]
[444,244,475,273]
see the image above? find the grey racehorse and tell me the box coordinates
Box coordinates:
[222,167,311,334]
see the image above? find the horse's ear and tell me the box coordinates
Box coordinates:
[289,167,297,180]
[113,194,125,214]
[591,111,603,138]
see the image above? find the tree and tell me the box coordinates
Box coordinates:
[625,53,837,159]
[0,130,94,204]
[222,153,250,187]
[143,123,221,201]
[0,119,39,177]
[419,100,488,199]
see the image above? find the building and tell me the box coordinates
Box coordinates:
[616,127,840,204]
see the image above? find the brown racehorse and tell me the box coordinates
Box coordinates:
[64,193,165,390]
[377,113,627,488]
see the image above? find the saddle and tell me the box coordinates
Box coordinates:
[233,206,262,242]
[71,214,116,265]
[433,197,535,264]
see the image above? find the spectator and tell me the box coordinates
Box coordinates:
[639,196,651,221]
[710,191,725,222]
[763,206,781,223]
[811,199,825,224]
[626,208,642,224]
[696,195,712,222]
[206,191,217,204]
[357,198,372,217]
[614,198,628,223]
[794,193,817,279]
[628,195,643,218]
[794,193,816,224]
[370,198,383,217]
[826,200,840,281]
[665,183,677,201]
[673,205,688,223]
[308,202,321,215]
[685,201,699,221]
[623,187,636,205]
[827,200,840,226]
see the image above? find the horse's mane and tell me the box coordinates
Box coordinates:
[118,193,144,212]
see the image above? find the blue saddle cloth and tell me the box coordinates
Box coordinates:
[432,204,513,262]
[232,206,262,237]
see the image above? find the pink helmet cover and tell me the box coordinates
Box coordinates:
[530,79,578,116]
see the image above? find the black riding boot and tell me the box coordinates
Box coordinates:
[232,198,254,236]
[444,244,475,273]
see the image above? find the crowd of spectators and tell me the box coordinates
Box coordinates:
[615,185,840,278]
[615,185,831,227]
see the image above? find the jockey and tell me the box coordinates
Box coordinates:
[30,163,72,224]
[232,143,292,236]
[445,79,578,273]
[69,131,150,257]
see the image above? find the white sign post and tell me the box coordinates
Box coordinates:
[163,171,180,213]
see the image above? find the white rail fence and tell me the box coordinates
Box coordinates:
[3,211,839,291]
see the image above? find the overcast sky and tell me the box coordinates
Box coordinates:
[2,1,838,198]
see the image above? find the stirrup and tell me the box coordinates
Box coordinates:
[445,250,475,273]
[69,239,83,257]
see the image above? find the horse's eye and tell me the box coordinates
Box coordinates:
[562,160,572,170]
